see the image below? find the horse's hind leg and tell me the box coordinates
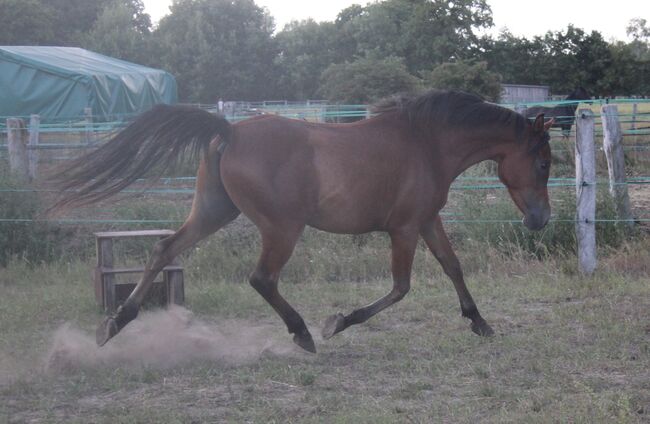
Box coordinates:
[322,228,418,339]
[96,162,240,346]
[420,216,494,336]
[250,224,316,353]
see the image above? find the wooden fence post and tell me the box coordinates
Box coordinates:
[601,105,633,228]
[84,107,93,145]
[28,114,40,180]
[630,103,637,131]
[7,118,30,181]
[575,109,597,275]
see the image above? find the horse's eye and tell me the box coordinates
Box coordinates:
[539,160,550,171]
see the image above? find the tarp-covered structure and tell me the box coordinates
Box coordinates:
[0,46,177,121]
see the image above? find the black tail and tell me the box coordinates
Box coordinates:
[50,104,231,210]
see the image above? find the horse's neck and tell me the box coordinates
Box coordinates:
[443,127,518,179]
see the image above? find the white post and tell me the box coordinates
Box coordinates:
[631,103,637,131]
[575,109,597,275]
[28,114,40,180]
[601,105,633,228]
[7,118,29,181]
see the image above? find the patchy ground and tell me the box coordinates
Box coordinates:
[1,251,648,423]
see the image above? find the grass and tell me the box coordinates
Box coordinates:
[1,233,648,423]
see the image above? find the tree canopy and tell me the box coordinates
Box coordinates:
[0,0,649,101]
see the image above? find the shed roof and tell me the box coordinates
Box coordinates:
[0,46,177,121]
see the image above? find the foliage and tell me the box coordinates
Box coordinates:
[425,60,502,101]
[319,56,421,104]
[274,20,342,100]
[0,0,55,45]
[84,0,154,65]
[155,0,277,102]
[0,1,649,100]
[345,0,493,73]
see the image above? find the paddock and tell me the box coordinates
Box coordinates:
[0,99,649,422]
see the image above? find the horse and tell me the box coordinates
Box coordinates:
[51,90,554,353]
[523,87,590,135]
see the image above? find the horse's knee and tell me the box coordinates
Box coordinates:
[151,238,171,262]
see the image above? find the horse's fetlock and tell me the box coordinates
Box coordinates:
[461,305,481,321]
[115,301,139,330]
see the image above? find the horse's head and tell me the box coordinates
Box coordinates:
[498,114,554,231]
[568,87,591,101]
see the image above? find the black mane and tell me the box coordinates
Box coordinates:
[373,90,527,136]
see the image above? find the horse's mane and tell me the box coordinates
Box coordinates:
[373,90,527,137]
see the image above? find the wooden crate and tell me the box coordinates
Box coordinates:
[94,230,184,313]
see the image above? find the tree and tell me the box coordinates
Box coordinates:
[425,60,502,101]
[0,0,55,45]
[45,0,108,45]
[155,0,277,102]
[319,56,421,104]
[626,18,650,60]
[479,31,546,86]
[84,0,153,65]
[346,0,493,73]
[274,20,341,100]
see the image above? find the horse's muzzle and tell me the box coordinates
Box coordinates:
[523,208,550,231]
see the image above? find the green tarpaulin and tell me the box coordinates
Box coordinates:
[0,46,177,121]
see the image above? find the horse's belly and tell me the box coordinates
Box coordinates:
[307,195,387,234]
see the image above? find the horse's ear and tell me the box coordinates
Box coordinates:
[543,118,555,131]
[533,113,545,132]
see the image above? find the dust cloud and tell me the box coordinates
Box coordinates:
[45,307,298,372]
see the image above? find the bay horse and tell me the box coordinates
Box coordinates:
[523,87,590,135]
[52,90,554,353]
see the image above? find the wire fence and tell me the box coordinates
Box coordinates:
[1,98,649,228]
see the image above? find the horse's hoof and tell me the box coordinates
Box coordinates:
[293,331,316,353]
[96,316,119,346]
[322,313,346,340]
[471,320,495,337]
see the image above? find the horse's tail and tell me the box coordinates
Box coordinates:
[49,104,231,211]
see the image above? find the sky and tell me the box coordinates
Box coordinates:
[142,0,650,42]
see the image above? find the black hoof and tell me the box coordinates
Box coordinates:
[322,313,346,340]
[471,320,495,337]
[293,330,316,353]
[96,316,119,346]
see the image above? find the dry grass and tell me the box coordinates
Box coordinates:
[1,235,648,423]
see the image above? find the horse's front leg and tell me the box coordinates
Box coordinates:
[250,223,316,353]
[322,228,418,339]
[420,215,494,336]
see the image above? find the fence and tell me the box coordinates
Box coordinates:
[1,99,649,274]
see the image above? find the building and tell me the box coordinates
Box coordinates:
[501,84,550,104]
